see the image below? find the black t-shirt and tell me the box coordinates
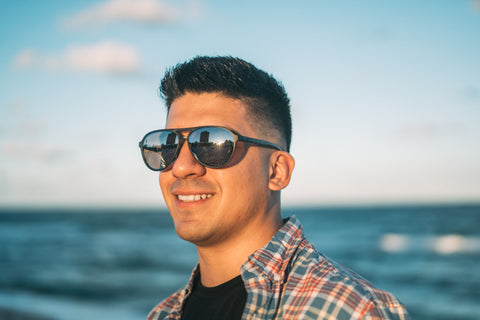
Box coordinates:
[180,274,247,320]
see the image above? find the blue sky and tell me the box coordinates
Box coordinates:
[1,0,479,208]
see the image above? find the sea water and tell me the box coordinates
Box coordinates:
[1,204,479,320]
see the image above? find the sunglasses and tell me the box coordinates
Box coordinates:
[139,126,284,171]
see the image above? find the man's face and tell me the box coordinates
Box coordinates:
[159,92,276,247]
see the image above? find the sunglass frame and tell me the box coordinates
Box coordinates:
[139,125,284,171]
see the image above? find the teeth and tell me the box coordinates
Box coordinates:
[177,194,212,202]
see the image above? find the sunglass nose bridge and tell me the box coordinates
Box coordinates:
[177,130,190,139]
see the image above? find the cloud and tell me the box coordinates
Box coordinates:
[64,0,179,30]
[394,122,466,140]
[12,41,141,75]
[0,142,70,164]
[13,49,38,69]
[472,0,480,12]
[0,98,45,138]
[5,98,28,115]
[65,42,140,74]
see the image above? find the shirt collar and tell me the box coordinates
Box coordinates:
[241,216,304,283]
[182,216,304,291]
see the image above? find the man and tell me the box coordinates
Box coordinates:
[140,56,410,320]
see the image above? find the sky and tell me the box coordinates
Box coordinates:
[1,0,479,208]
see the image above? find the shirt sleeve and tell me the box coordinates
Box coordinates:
[360,302,410,320]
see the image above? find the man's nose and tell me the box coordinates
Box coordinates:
[171,141,206,179]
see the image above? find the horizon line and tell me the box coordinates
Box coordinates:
[1,199,479,212]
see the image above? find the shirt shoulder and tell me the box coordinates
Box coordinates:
[146,288,184,320]
[281,228,410,319]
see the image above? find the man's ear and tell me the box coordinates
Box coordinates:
[268,151,295,191]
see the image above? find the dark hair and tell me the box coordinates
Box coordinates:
[160,56,292,151]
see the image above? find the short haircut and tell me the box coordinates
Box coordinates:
[160,56,292,151]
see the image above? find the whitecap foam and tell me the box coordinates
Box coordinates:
[380,233,409,253]
[379,234,480,255]
[432,234,479,255]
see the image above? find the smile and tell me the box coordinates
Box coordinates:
[177,194,213,202]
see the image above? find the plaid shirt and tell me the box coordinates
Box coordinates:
[147,216,410,320]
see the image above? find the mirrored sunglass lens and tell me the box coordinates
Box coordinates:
[142,131,178,170]
[189,127,235,168]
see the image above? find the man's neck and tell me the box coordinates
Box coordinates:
[196,212,283,287]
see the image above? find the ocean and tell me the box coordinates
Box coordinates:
[1,204,479,320]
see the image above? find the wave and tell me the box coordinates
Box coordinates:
[380,233,480,254]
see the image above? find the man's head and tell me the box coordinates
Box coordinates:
[160,56,292,152]
[148,56,295,248]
